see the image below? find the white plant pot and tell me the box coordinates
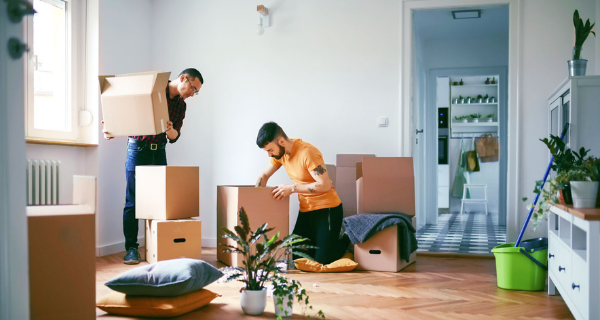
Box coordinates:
[472,118,479,123]
[570,181,599,208]
[240,288,267,315]
[461,119,468,123]
[273,294,293,317]
[487,118,493,122]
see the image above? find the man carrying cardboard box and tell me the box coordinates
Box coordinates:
[255,122,349,264]
[102,68,203,264]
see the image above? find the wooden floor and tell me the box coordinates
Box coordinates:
[96,248,574,320]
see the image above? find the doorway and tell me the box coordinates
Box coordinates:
[412,6,509,254]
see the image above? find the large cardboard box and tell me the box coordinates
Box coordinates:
[356,157,415,215]
[355,217,417,272]
[336,154,376,167]
[217,186,289,267]
[99,71,171,136]
[136,166,199,220]
[145,219,202,264]
[28,211,95,320]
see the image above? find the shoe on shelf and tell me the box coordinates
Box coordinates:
[124,247,140,265]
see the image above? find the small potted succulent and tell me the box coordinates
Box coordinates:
[458,95,465,104]
[469,113,482,123]
[491,77,496,84]
[454,115,468,123]
[466,97,472,104]
[270,274,325,319]
[459,79,464,85]
[489,96,497,103]
[485,114,494,122]
[484,94,490,103]
[477,95,483,103]
[485,78,490,84]
[452,97,459,104]
[453,81,458,86]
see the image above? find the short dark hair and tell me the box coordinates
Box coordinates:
[256,122,288,148]
[179,68,204,84]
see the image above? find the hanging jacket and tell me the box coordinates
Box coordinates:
[451,137,470,198]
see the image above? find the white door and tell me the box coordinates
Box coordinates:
[0,2,30,319]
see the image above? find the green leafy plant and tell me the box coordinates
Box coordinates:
[469,113,482,119]
[219,207,315,291]
[573,10,596,59]
[540,134,589,173]
[271,274,325,319]
[477,94,483,99]
[485,114,494,118]
[459,95,464,99]
[454,115,468,120]
[484,94,489,99]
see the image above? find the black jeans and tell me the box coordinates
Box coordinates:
[292,203,349,264]
[123,139,167,250]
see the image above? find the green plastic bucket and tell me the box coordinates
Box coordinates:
[491,238,548,291]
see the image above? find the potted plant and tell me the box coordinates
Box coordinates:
[569,10,596,76]
[458,95,465,104]
[491,77,496,84]
[484,94,490,103]
[220,207,315,316]
[466,97,472,104]
[469,113,482,123]
[453,81,458,86]
[485,78,490,85]
[485,114,494,122]
[459,79,464,85]
[565,168,598,208]
[477,95,483,103]
[454,115,468,123]
[271,274,325,319]
[489,96,497,103]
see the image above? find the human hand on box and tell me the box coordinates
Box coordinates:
[272,184,294,200]
[101,120,114,140]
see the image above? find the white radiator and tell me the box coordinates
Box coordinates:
[27,160,61,205]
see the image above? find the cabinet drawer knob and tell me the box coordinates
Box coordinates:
[572,283,580,290]
[558,266,566,272]
[549,253,554,258]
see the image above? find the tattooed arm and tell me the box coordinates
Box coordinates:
[272,164,332,200]
[256,163,280,187]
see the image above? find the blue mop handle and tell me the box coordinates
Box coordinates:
[514,123,569,248]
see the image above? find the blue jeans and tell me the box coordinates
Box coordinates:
[124,139,167,250]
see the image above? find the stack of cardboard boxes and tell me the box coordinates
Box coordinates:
[217,186,290,267]
[136,166,202,264]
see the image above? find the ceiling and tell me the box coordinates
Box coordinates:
[414,6,509,41]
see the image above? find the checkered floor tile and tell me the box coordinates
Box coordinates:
[416,212,506,254]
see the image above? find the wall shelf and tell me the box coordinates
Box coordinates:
[452,122,498,127]
[452,84,497,87]
[452,103,497,106]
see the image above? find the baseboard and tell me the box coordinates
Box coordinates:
[96,236,146,257]
[96,237,217,256]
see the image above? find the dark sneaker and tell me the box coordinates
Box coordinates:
[124,248,140,265]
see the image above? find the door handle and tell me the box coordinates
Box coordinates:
[416,129,424,134]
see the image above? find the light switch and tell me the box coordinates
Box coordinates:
[377,117,388,127]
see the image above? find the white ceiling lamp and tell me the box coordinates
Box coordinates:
[452,9,481,19]
[257,5,270,35]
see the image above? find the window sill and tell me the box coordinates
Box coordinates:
[26,138,98,147]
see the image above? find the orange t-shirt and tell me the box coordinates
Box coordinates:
[270,139,341,212]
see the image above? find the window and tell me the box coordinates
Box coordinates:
[25,0,96,145]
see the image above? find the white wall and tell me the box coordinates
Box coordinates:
[518,0,596,240]
[147,0,402,245]
[96,0,154,254]
[424,36,509,215]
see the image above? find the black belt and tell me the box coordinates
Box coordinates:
[128,138,166,151]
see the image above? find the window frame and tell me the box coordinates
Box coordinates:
[24,0,95,145]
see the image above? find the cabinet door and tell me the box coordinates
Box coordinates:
[549,97,560,139]
[561,91,571,146]
[436,77,450,108]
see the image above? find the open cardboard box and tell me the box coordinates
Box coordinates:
[217,186,289,267]
[99,71,171,136]
[354,157,417,272]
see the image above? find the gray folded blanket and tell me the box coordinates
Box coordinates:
[343,212,418,262]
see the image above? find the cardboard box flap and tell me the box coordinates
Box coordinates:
[116,70,164,77]
[100,74,156,96]
[98,75,114,93]
[152,72,171,92]
[363,157,413,178]
[336,154,376,167]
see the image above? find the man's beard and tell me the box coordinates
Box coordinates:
[271,144,286,160]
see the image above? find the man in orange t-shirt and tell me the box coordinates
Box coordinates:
[255,122,349,264]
